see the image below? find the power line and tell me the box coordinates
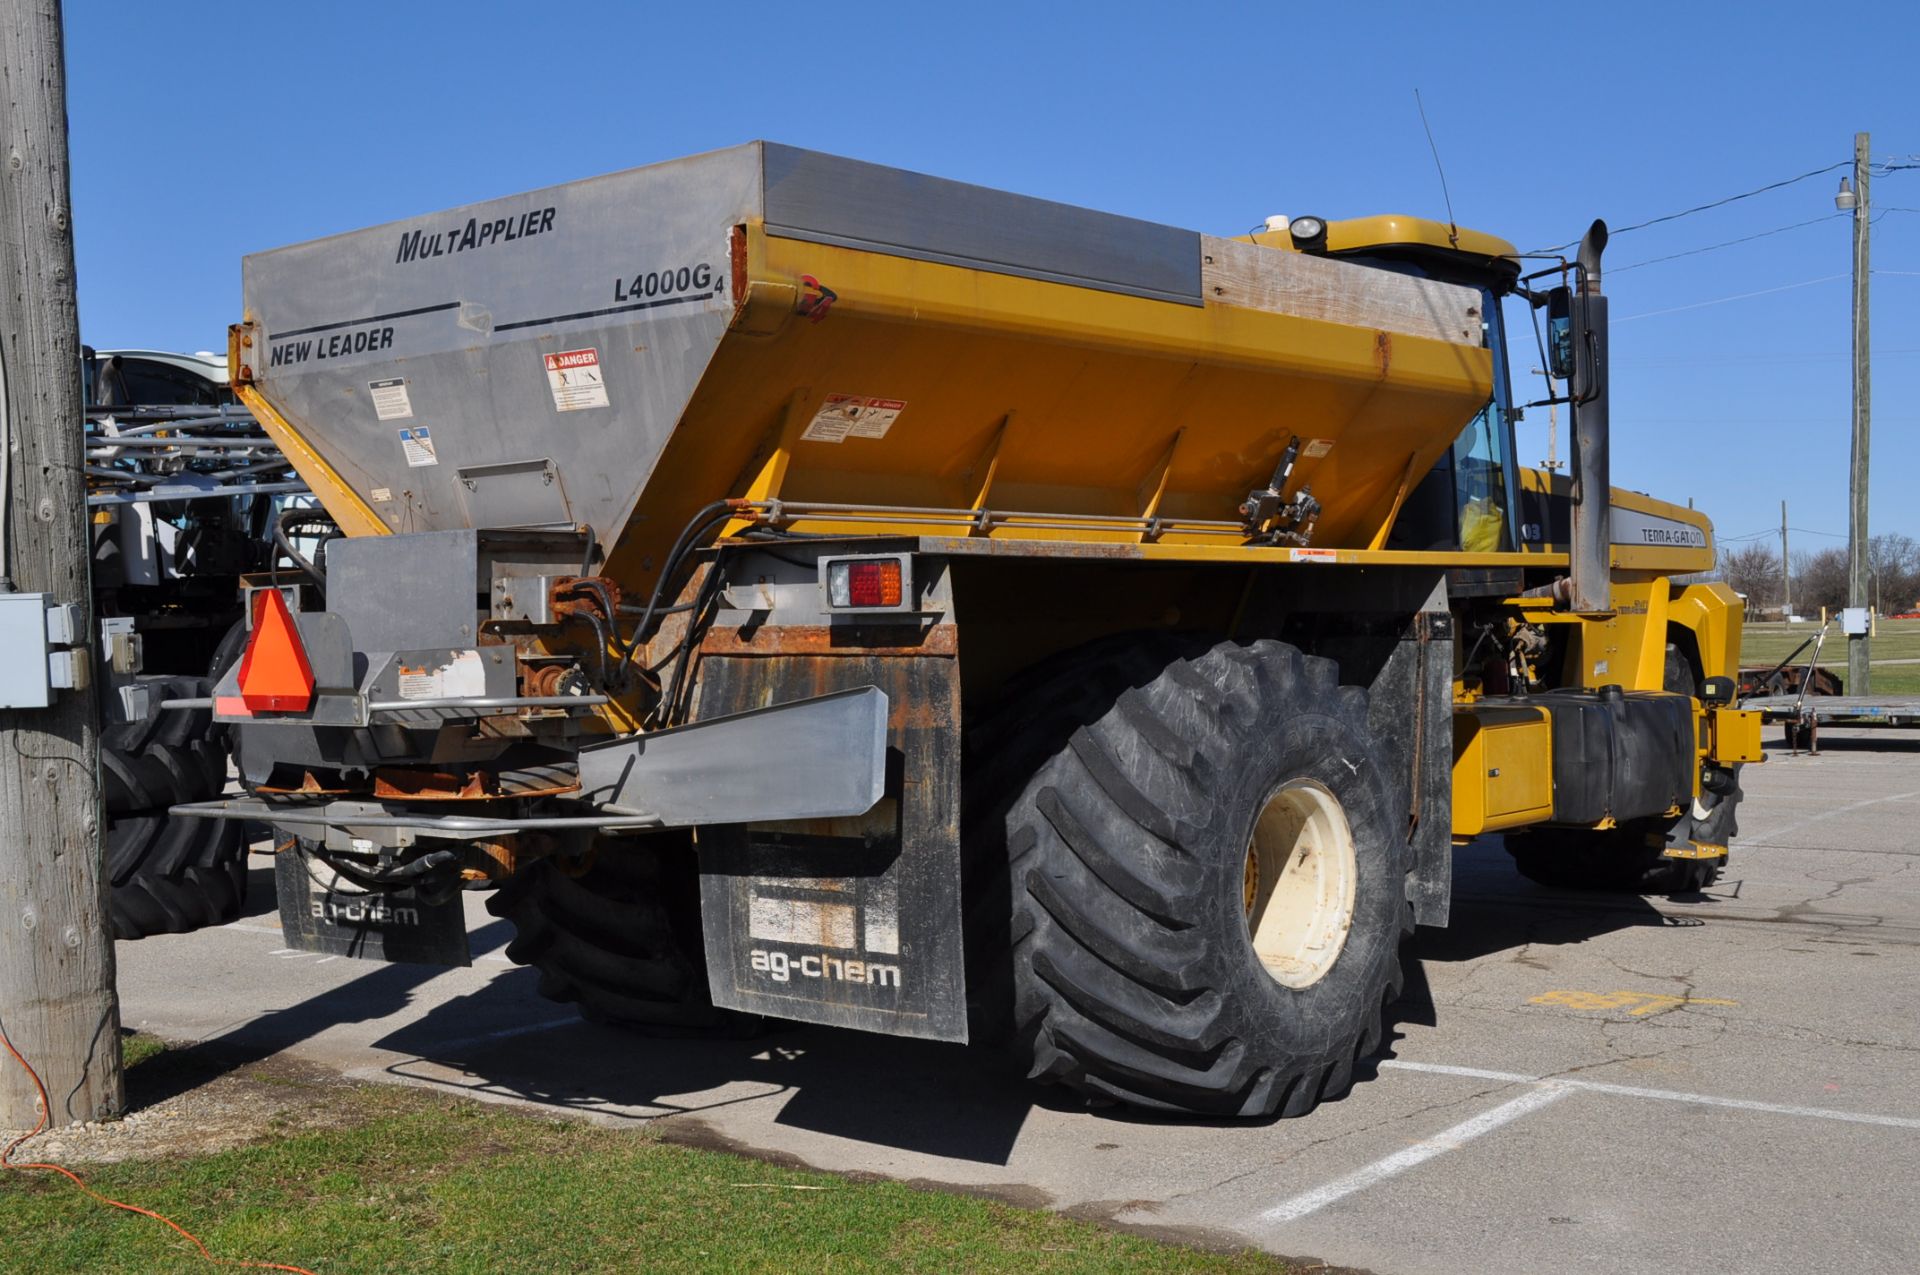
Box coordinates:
[1610,417,1920,426]
[1533,160,1849,253]
[1620,348,1920,368]
[1611,213,1846,273]
[1615,273,1849,322]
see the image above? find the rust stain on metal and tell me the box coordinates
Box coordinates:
[548,574,624,619]
[522,663,574,697]
[729,224,748,306]
[255,770,350,797]
[923,535,1149,561]
[895,689,958,733]
[700,623,958,658]
[460,836,522,882]
[1374,330,1393,377]
[460,832,571,882]
[371,767,579,801]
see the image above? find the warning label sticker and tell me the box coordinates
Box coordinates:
[543,348,610,412]
[396,650,487,701]
[398,426,437,468]
[369,377,414,421]
[1302,438,1334,459]
[1289,547,1338,563]
[800,394,907,444]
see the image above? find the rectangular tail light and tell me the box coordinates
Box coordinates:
[820,554,913,613]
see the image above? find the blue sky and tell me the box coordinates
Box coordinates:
[66,1,1915,550]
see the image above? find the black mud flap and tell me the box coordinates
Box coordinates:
[694,648,966,1043]
[273,848,472,967]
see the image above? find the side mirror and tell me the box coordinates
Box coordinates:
[1545,283,1602,402]
[1545,285,1576,381]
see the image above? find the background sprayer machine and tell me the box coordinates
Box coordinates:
[172,144,1763,1118]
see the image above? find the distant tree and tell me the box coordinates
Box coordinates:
[1792,547,1851,615]
[1869,533,1920,613]
[1720,542,1782,617]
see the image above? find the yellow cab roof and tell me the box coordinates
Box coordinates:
[1246,214,1520,279]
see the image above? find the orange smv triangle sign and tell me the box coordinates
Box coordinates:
[237,588,315,713]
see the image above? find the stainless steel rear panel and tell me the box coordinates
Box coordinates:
[241,142,1207,550]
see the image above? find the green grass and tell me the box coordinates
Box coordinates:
[0,1080,1293,1275]
[1741,617,1920,694]
[119,1032,166,1072]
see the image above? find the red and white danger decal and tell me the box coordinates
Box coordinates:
[543,348,610,412]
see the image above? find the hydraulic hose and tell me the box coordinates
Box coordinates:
[273,508,339,587]
[613,499,745,683]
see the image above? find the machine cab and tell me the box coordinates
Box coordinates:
[1250,215,1526,555]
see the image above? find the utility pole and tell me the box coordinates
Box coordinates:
[0,0,123,1129]
[1781,500,1791,621]
[1845,131,1872,693]
[1530,367,1563,471]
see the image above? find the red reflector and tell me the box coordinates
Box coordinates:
[237,588,315,712]
[846,559,902,608]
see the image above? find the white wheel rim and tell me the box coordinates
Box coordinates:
[1243,778,1358,989]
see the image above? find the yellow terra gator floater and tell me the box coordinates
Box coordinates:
[189,142,1759,1120]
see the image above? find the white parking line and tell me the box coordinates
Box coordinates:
[1260,1083,1572,1227]
[1383,1060,1920,1130]
[1739,788,1920,847]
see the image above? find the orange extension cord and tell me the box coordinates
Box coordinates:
[1,1017,317,1275]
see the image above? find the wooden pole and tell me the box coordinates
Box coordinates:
[1846,130,1871,694]
[1781,500,1790,621]
[0,0,123,1129]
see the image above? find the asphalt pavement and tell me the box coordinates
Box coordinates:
[115,726,1920,1274]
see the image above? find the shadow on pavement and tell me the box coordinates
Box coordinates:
[147,861,1043,1163]
[369,987,1044,1164]
[240,860,277,919]
[135,872,522,1109]
[158,841,1680,1161]
[1412,838,1688,967]
[1761,731,1920,755]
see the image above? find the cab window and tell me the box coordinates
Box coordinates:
[1381,282,1520,552]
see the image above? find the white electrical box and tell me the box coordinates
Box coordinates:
[0,592,52,708]
[0,593,86,709]
[1842,607,1871,636]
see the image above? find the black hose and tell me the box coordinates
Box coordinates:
[555,577,634,689]
[653,560,727,727]
[564,609,614,690]
[312,847,460,891]
[613,500,740,683]
[562,579,624,643]
[274,508,338,587]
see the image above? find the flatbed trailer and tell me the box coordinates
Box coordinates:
[1743,693,1920,753]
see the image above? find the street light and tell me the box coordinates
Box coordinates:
[1836,176,1858,211]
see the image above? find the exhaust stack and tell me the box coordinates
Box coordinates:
[1569,220,1611,614]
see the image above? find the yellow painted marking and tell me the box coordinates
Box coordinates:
[1529,989,1738,1017]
